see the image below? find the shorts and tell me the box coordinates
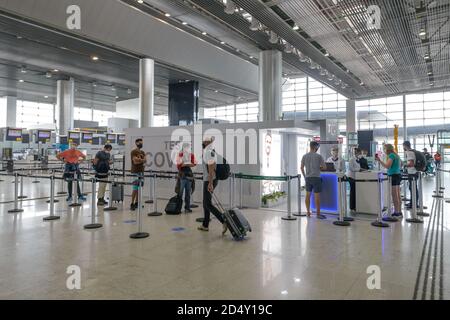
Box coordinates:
[390,174,401,186]
[132,172,144,191]
[305,177,322,193]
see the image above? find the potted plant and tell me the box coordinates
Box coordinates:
[261,191,287,208]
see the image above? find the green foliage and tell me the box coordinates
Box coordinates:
[262,191,287,205]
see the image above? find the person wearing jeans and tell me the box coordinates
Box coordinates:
[57,143,86,202]
[176,143,197,213]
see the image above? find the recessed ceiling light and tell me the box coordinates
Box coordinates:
[53,69,59,72]
[281,290,288,295]
[324,52,330,57]
[424,53,430,59]
[16,36,22,39]
[293,25,299,30]
[428,71,433,75]
[45,72,52,78]
[220,41,225,45]
[91,55,99,61]
[165,13,171,17]
[92,82,97,87]
[137,0,144,3]
[202,31,207,35]
[44,96,49,99]
[214,90,218,93]
[116,96,119,99]
[127,88,132,94]
[182,21,188,25]
[419,29,426,37]
[430,82,434,86]
[249,56,254,59]
[360,81,365,86]
[20,67,27,74]
[111,86,116,91]
[18,79,24,83]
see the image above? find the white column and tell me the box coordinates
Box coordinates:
[403,95,407,141]
[6,96,17,127]
[346,99,356,133]
[57,78,75,135]
[139,58,155,128]
[259,50,282,122]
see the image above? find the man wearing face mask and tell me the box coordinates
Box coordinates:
[93,144,113,206]
[56,142,87,202]
[326,146,345,172]
[359,149,369,170]
[347,148,362,213]
[130,138,146,211]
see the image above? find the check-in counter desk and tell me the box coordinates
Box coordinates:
[355,171,389,215]
[310,172,340,214]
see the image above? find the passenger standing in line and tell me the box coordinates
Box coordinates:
[347,148,362,213]
[93,144,113,206]
[326,146,345,172]
[198,137,228,235]
[130,138,146,211]
[434,151,442,167]
[56,142,87,202]
[376,144,402,217]
[403,141,419,209]
[176,142,197,213]
[300,141,326,219]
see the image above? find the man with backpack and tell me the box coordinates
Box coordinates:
[403,141,425,209]
[93,144,113,206]
[198,137,229,235]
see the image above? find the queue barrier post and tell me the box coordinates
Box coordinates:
[130,176,150,239]
[43,171,60,221]
[294,174,306,217]
[57,164,67,195]
[145,170,154,204]
[382,175,398,222]
[416,172,429,217]
[228,174,233,209]
[148,173,162,216]
[371,174,390,228]
[68,175,82,208]
[342,176,354,221]
[17,174,27,199]
[406,174,424,224]
[282,176,297,221]
[333,175,351,226]
[104,172,118,211]
[8,172,24,213]
[84,178,103,229]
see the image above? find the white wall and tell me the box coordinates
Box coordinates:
[115,98,139,121]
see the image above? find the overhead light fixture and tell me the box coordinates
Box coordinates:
[127,88,132,94]
[341,83,347,89]
[320,68,327,76]
[111,85,116,91]
[16,36,23,39]
[309,61,317,69]
[45,72,52,78]
[116,96,119,99]
[20,66,27,74]
[419,28,426,37]
[298,51,308,62]
[324,51,330,57]
[53,69,59,72]
[164,13,171,17]
[327,74,334,81]
[214,90,219,93]
[249,17,259,31]
[91,55,99,61]
[220,41,226,45]
[293,25,299,31]
[334,78,341,85]
[428,71,433,76]
[360,81,365,86]
[249,56,254,59]
[202,31,207,35]
[424,53,430,60]
[18,79,24,83]
[182,21,188,25]
[92,82,97,87]
[269,31,278,44]
[284,43,293,53]
[137,0,144,3]
[430,82,434,86]
[44,96,49,99]
[224,0,236,14]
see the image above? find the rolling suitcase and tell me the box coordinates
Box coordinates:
[212,193,251,240]
[111,183,124,203]
[165,195,182,215]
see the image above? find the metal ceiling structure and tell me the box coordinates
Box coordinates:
[0,12,257,113]
[143,0,450,99]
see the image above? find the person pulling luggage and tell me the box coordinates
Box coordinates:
[93,144,113,206]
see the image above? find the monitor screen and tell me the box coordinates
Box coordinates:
[91,137,100,145]
[107,134,116,143]
[38,131,51,139]
[6,128,22,141]
[117,134,126,145]
[69,132,80,139]
[59,136,68,145]
[22,134,30,144]
[82,133,93,143]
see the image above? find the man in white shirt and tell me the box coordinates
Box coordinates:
[347,148,362,212]
[403,141,419,209]
[326,146,345,172]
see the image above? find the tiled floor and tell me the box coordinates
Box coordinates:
[0,173,448,300]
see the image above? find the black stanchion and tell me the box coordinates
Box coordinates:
[406,174,424,224]
[148,173,162,216]
[84,178,103,229]
[17,175,27,199]
[145,172,154,204]
[68,176,82,208]
[130,176,149,239]
[371,174,389,228]
[416,172,429,217]
[334,175,351,227]
[43,172,60,221]
[8,172,24,214]
[282,176,297,221]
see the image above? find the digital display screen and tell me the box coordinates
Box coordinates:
[6,128,22,141]
[82,133,93,143]
[59,136,68,145]
[69,132,80,139]
[92,137,100,145]
[117,134,125,145]
[107,134,116,143]
[38,131,51,138]
[22,134,30,144]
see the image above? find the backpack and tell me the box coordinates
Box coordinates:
[95,159,110,174]
[215,157,230,180]
[412,150,426,172]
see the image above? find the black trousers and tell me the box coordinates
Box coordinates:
[408,173,419,205]
[66,172,82,198]
[202,180,225,228]
[348,178,356,210]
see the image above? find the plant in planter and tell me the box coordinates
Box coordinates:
[261,191,287,207]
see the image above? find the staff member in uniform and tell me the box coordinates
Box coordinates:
[347,148,362,213]
[326,146,345,172]
[376,144,402,217]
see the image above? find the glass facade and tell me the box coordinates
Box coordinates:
[16,100,55,128]
[0,97,6,128]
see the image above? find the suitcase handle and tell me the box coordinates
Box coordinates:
[211,192,226,213]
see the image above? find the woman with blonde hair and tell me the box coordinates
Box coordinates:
[376,144,402,217]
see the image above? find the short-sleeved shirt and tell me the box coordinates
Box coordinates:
[301,152,325,178]
[203,147,221,182]
[58,149,84,164]
[387,153,401,176]
[131,149,146,173]
[95,151,110,163]
[177,152,197,175]
[406,150,417,174]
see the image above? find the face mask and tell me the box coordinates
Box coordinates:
[357,155,362,159]
[331,152,338,157]
[137,143,143,149]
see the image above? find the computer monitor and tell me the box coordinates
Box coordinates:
[37,130,51,143]
[324,162,336,172]
[6,128,22,142]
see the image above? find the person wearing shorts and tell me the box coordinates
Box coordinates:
[376,144,402,216]
[130,138,146,211]
[301,141,326,219]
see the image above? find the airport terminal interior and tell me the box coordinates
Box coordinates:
[0,0,450,300]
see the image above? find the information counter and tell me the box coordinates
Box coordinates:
[355,171,388,215]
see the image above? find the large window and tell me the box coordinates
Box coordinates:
[74,107,92,121]
[0,97,6,128]
[204,105,235,122]
[282,77,307,115]
[93,110,114,126]
[154,115,169,127]
[236,102,259,123]
[16,100,54,128]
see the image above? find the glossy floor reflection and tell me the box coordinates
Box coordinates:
[0,174,449,300]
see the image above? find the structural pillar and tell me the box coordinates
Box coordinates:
[139,58,155,128]
[346,99,356,134]
[259,50,282,122]
[57,78,75,136]
[403,95,407,141]
[6,96,17,127]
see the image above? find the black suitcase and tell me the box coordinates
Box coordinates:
[212,193,251,240]
[111,183,124,203]
[165,195,182,215]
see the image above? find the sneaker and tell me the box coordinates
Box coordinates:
[78,195,87,201]
[66,196,73,202]
[97,199,105,206]
[392,212,403,217]
[185,209,193,213]
[130,203,136,211]
[198,226,209,232]
[316,214,327,220]
[222,223,228,235]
